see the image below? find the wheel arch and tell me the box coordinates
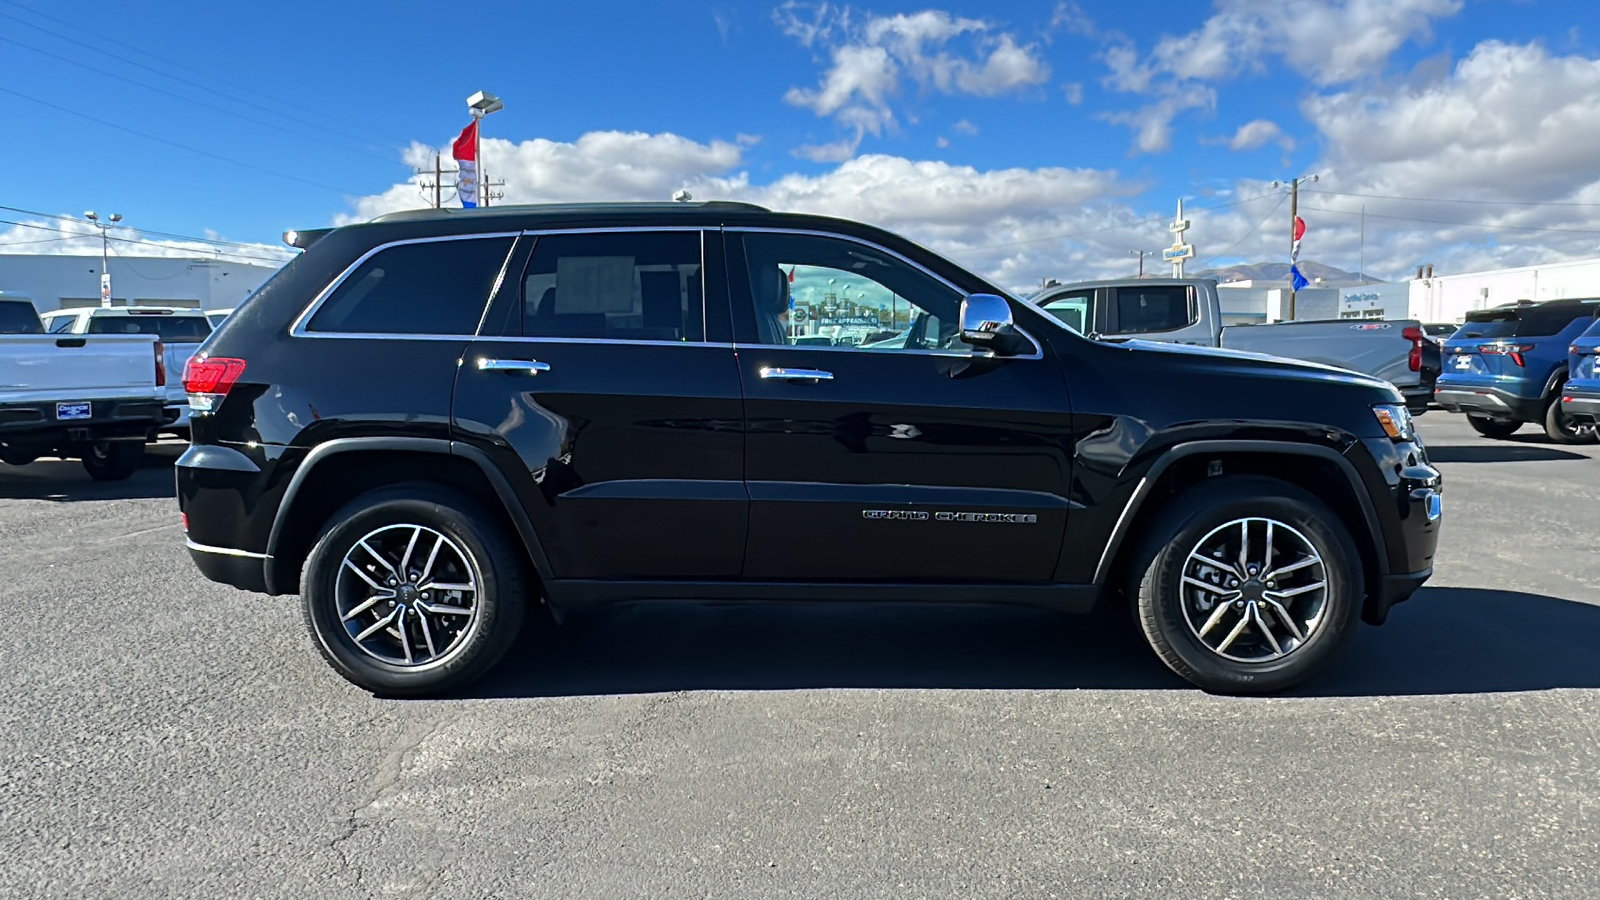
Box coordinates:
[1092,441,1389,622]
[264,437,552,595]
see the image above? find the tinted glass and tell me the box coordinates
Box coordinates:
[0,302,44,334]
[1111,285,1192,334]
[46,316,76,334]
[1040,290,1092,332]
[88,314,212,341]
[737,231,964,350]
[521,231,703,341]
[1456,307,1592,339]
[308,236,515,335]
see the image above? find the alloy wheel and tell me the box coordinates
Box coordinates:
[1180,517,1329,663]
[335,524,481,667]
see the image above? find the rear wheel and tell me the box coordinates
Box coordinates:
[80,441,143,481]
[301,484,528,697]
[1544,393,1598,444]
[1128,476,1363,695]
[1467,414,1521,439]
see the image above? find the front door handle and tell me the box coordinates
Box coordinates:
[477,357,551,375]
[759,366,833,382]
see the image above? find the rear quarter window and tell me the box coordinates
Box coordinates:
[1110,285,1193,334]
[0,301,43,334]
[306,236,516,335]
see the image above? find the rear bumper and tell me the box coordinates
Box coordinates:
[0,398,163,446]
[1434,385,1543,422]
[185,539,270,593]
[1401,384,1435,414]
[1560,387,1600,423]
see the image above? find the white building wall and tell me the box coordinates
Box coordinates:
[1406,255,1600,323]
[0,254,283,314]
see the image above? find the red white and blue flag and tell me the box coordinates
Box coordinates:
[452,120,479,208]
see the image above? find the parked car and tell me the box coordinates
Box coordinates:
[1560,318,1600,425]
[177,202,1440,698]
[40,306,213,439]
[1030,278,1436,412]
[1,299,167,479]
[1433,298,1600,443]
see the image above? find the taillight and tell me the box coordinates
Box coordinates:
[1480,343,1535,367]
[154,340,166,387]
[1403,326,1424,372]
[183,356,246,415]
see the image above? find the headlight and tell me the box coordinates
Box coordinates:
[1372,404,1415,441]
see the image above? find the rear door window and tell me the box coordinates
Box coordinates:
[0,302,44,334]
[306,235,517,335]
[520,231,705,342]
[1109,285,1193,334]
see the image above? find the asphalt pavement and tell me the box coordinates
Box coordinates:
[2,418,1597,899]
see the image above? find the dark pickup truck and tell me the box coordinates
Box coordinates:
[177,202,1442,696]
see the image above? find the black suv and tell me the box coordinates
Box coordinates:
[177,202,1442,695]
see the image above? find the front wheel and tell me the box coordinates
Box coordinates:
[1128,476,1363,695]
[1544,394,1598,444]
[1467,414,1521,439]
[80,441,143,481]
[301,484,529,697]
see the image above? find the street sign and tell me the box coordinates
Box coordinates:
[1162,243,1195,262]
[1169,219,1191,234]
[790,306,808,323]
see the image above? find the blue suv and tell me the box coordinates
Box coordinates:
[1434,297,1600,444]
[1562,318,1600,426]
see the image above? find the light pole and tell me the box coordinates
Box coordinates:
[467,91,504,207]
[84,211,122,307]
[1130,249,1155,278]
[1271,174,1318,319]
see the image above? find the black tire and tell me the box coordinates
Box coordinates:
[1466,414,1521,439]
[1127,476,1364,695]
[1543,392,1598,444]
[301,483,529,697]
[80,441,143,481]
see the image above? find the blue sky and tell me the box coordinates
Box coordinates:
[2,0,1598,287]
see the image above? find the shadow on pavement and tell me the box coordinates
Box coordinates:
[1426,443,1590,464]
[0,443,181,502]
[468,586,1600,700]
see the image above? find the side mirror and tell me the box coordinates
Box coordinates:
[959,293,1020,354]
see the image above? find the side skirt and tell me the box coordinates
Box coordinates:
[544,580,1102,615]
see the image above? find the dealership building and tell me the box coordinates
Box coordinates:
[0,254,284,315]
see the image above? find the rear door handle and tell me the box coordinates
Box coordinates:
[759,367,833,382]
[477,357,551,375]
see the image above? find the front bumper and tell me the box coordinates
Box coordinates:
[1356,437,1442,626]
[1434,385,1543,423]
[1560,386,1600,423]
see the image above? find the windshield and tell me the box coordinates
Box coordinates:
[87,314,213,342]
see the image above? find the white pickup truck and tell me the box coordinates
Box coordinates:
[39,306,213,437]
[1029,278,1437,413]
[0,298,168,480]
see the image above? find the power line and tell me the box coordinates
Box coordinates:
[1304,188,1600,209]
[0,204,291,253]
[0,85,360,196]
[0,2,411,152]
[965,191,1285,253]
[0,217,291,264]
[1297,204,1600,236]
[1200,193,1289,267]
[0,33,401,165]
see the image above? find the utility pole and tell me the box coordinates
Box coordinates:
[1271,174,1318,319]
[1130,249,1150,278]
[84,211,122,307]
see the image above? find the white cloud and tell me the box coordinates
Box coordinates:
[1062,82,1084,105]
[1049,1,1096,38]
[0,215,292,265]
[1210,118,1295,151]
[952,119,979,136]
[778,5,1050,159]
[935,136,950,148]
[1101,83,1217,154]
[1101,0,1463,154]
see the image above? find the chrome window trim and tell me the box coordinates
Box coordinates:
[186,538,271,560]
[288,231,522,339]
[467,336,736,349]
[725,226,1045,361]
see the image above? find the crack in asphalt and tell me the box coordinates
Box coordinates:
[327,719,446,891]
